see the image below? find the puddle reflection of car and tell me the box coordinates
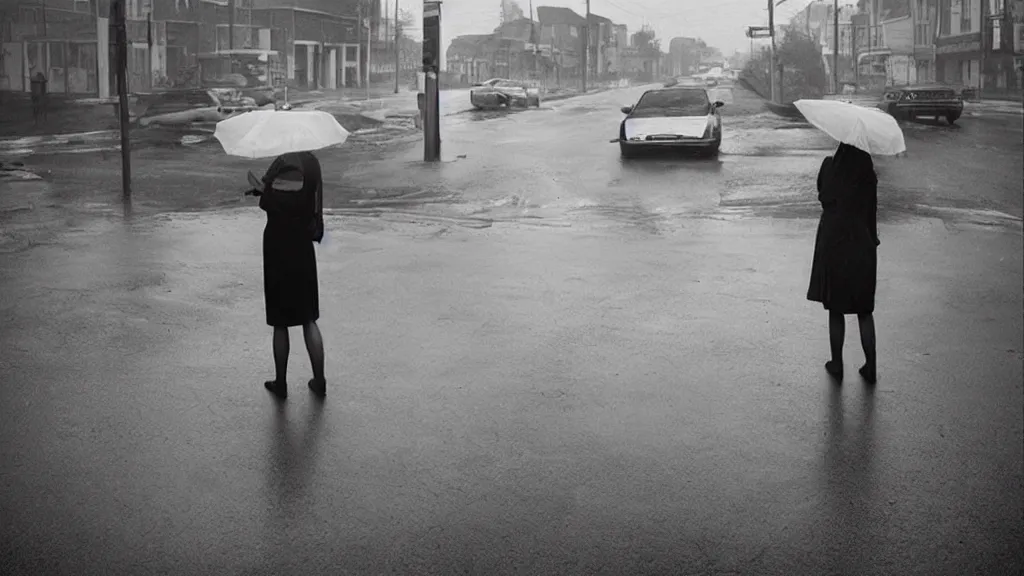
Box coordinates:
[137,88,266,130]
[470,78,541,109]
[877,84,964,124]
[616,86,724,159]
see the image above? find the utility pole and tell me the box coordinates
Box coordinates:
[530,0,537,77]
[833,0,839,93]
[366,2,372,99]
[768,0,776,103]
[357,2,363,88]
[394,0,400,93]
[228,0,235,50]
[110,0,132,211]
[582,0,590,92]
[853,21,859,88]
[146,11,153,90]
[423,0,442,162]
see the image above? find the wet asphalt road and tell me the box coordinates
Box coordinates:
[1,83,1022,575]
[5,82,1020,231]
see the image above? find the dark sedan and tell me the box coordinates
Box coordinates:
[877,84,964,124]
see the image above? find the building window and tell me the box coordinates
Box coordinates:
[940,0,952,34]
[569,26,578,38]
[961,0,972,33]
[988,0,1004,15]
[991,18,1001,49]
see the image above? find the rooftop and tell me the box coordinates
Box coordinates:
[536,6,587,27]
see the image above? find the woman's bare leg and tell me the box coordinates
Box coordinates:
[826,311,845,378]
[857,313,877,383]
[303,321,326,395]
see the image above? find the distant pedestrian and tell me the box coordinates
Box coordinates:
[248,151,327,399]
[30,71,48,125]
[807,143,879,384]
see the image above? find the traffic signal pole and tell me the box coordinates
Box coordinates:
[423,1,442,162]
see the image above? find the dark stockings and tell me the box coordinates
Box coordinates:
[302,322,325,384]
[857,313,877,383]
[826,311,877,383]
[265,322,327,398]
[273,326,290,383]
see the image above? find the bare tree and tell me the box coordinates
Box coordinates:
[501,0,525,23]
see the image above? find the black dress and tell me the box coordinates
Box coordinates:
[258,152,324,328]
[807,143,880,314]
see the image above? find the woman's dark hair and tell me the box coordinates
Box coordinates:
[832,143,877,188]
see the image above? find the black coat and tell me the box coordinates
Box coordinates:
[258,152,323,328]
[807,143,880,314]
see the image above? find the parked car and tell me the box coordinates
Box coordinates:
[136,88,267,128]
[616,86,725,159]
[470,78,541,109]
[877,84,964,124]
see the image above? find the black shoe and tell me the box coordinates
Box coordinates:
[308,378,326,397]
[264,380,287,399]
[859,364,877,385]
[825,361,843,381]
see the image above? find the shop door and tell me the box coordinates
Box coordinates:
[68,42,98,94]
[128,44,149,92]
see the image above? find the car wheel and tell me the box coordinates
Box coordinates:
[946,111,960,125]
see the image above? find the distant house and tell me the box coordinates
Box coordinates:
[446,33,498,84]
[668,36,699,76]
[537,5,586,75]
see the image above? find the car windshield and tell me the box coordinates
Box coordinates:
[496,81,521,88]
[633,90,710,117]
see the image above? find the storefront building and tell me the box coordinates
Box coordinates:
[0,1,100,95]
[935,0,983,87]
[982,0,1024,96]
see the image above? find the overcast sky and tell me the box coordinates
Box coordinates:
[391,0,822,63]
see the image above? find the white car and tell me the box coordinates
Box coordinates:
[616,86,725,158]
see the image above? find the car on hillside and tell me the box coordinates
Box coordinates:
[877,84,964,124]
[615,86,725,159]
[469,78,541,109]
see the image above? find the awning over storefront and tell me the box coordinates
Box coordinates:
[858,49,891,65]
[934,32,982,56]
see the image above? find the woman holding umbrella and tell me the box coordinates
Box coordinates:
[250,152,327,398]
[807,143,879,384]
[793,99,906,385]
[215,108,350,399]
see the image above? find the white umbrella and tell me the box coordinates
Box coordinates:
[793,99,906,156]
[214,109,350,159]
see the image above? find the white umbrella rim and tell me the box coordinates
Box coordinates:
[793,99,906,156]
[214,110,350,159]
